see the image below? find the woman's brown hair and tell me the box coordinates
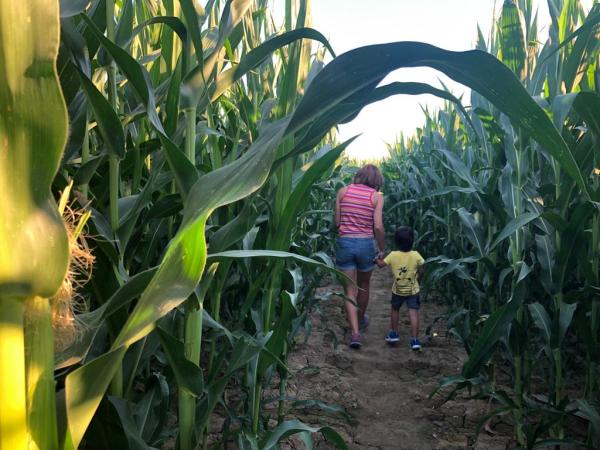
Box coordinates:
[353,164,384,190]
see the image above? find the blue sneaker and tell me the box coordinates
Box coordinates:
[359,314,370,331]
[410,338,422,351]
[385,330,400,343]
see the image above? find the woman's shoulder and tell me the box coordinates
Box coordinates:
[353,183,379,192]
[337,185,350,196]
[370,188,383,205]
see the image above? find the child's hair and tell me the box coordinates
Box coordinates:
[395,226,414,251]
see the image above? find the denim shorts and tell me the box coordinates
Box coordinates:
[391,293,420,310]
[335,237,376,272]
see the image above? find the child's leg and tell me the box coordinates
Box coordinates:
[390,294,402,332]
[407,294,421,338]
[408,308,419,338]
[390,307,400,332]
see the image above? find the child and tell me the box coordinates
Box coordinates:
[376,226,425,350]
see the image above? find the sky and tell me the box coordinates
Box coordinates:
[272,0,593,160]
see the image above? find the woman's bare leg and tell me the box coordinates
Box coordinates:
[342,268,359,335]
[356,270,373,323]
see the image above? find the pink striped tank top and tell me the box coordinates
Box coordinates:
[338,184,376,237]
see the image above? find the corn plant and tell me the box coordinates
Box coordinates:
[0,0,69,448]
[4,0,599,449]
[382,1,600,447]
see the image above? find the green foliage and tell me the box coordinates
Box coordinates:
[2,0,353,448]
[3,0,598,448]
[381,1,600,446]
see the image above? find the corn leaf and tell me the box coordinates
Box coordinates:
[456,208,486,258]
[462,293,522,378]
[156,327,204,397]
[288,42,588,196]
[488,211,540,251]
[75,67,125,159]
[499,0,527,79]
[59,0,91,17]
[271,139,352,250]
[260,419,347,450]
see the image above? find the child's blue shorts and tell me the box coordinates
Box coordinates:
[335,237,376,272]
[391,293,420,310]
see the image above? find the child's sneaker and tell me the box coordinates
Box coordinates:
[349,333,362,349]
[359,314,370,331]
[385,330,400,343]
[410,338,422,351]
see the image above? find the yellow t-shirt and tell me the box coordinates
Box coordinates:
[384,250,425,296]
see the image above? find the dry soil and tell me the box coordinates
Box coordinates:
[282,266,512,450]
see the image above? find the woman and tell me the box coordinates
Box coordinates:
[335,164,385,348]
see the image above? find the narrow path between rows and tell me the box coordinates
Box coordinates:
[285,267,511,449]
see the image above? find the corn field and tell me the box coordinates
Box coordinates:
[382,1,600,447]
[0,0,599,448]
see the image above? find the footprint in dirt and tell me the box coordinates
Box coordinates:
[405,358,442,378]
[326,352,355,372]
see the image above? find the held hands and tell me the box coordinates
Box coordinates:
[374,250,386,268]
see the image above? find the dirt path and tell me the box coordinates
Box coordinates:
[284,267,511,450]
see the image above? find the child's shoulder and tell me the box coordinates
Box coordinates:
[383,250,400,264]
[387,250,423,258]
[386,250,404,259]
[411,250,425,262]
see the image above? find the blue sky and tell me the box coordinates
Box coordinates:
[273,0,593,160]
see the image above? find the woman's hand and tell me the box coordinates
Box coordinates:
[373,250,386,268]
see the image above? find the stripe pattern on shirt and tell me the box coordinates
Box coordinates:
[339,184,376,237]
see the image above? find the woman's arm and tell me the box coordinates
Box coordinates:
[373,192,385,257]
[334,187,347,228]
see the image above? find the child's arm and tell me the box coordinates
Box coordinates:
[375,258,387,268]
[416,252,425,282]
[417,265,425,282]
